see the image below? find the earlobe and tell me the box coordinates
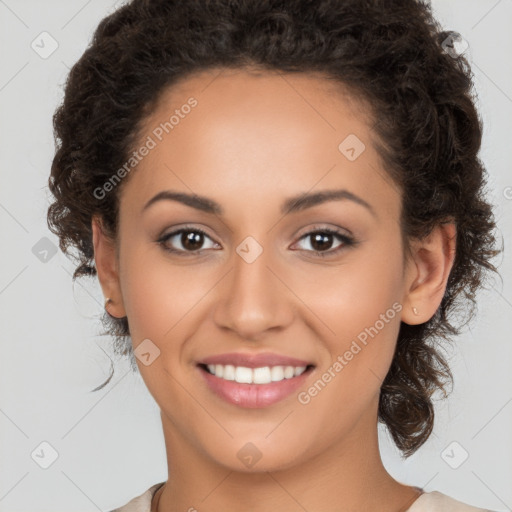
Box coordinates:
[401,222,457,325]
[91,216,126,318]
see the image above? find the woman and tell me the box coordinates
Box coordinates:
[47,0,501,510]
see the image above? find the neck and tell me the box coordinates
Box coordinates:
[154,404,422,512]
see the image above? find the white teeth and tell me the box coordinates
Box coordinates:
[293,366,306,377]
[270,366,284,381]
[223,364,235,381]
[204,364,308,383]
[253,366,272,384]
[284,366,295,379]
[215,364,224,378]
[235,366,253,383]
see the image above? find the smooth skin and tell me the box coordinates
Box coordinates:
[92,67,456,512]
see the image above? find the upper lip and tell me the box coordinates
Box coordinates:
[198,352,314,368]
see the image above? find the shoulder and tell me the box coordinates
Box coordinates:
[109,482,165,512]
[407,490,496,512]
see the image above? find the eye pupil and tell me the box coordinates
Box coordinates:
[182,231,204,251]
[311,233,333,251]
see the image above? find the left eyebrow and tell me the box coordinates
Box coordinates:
[281,189,376,218]
[141,188,376,218]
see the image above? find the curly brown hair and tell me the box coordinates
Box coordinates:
[47,0,501,457]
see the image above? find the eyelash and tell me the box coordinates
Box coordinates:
[157,225,357,258]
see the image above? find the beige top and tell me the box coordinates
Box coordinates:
[110,483,496,512]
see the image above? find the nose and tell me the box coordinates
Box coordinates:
[212,241,294,340]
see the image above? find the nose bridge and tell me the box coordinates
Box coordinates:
[213,235,292,337]
[233,235,274,295]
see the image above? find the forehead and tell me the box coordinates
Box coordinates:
[149,66,372,133]
[121,67,398,220]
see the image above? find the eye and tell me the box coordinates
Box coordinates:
[157,225,357,258]
[292,228,356,257]
[157,226,219,255]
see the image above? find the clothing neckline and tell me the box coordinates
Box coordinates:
[149,482,165,512]
[404,489,426,511]
[149,483,425,512]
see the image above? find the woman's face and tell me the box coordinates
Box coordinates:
[97,68,419,471]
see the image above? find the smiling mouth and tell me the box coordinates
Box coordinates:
[198,363,315,385]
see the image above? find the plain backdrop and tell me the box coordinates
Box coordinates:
[1,1,511,511]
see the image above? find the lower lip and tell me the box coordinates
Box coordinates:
[197,365,313,408]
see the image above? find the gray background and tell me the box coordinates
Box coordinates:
[1,1,511,511]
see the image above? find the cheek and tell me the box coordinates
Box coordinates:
[118,239,216,343]
[290,242,404,343]
[291,237,404,399]
[117,240,208,400]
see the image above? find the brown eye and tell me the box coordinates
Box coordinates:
[181,230,205,251]
[158,227,219,255]
[293,228,356,257]
[309,232,336,252]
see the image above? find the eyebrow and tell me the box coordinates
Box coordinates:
[142,188,376,218]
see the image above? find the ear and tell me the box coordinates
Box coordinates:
[91,215,126,318]
[401,221,457,325]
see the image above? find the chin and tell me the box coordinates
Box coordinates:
[202,436,310,474]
